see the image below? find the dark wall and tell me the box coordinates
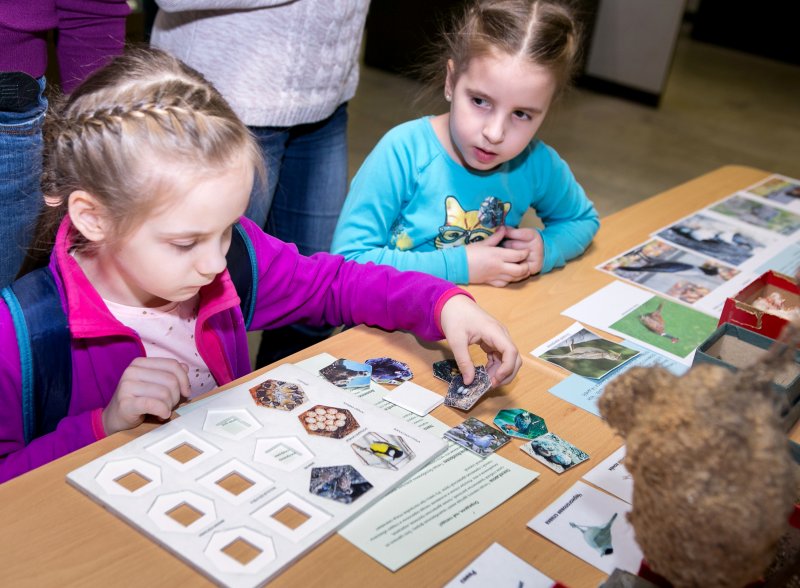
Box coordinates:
[691,0,800,65]
[364,1,600,80]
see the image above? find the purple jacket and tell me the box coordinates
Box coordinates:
[0,216,465,482]
[0,0,129,92]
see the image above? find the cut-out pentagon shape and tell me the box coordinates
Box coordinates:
[309,465,373,504]
[249,379,307,411]
[298,405,359,439]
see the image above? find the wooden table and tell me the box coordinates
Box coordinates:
[1,166,793,587]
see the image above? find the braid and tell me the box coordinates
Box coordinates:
[18,46,263,277]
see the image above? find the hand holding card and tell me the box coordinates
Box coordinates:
[438,295,521,387]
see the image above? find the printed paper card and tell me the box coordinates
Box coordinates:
[527,481,643,575]
[582,446,632,504]
[596,238,740,313]
[531,322,640,380]
[655,212,782,269]
[562,281,717,365]
[443,542,553,588]
[709,193,800,237]
[548,341,688,417]
[743,174,800,214]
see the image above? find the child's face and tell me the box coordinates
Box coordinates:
[92,157,253,308]
[443,50,556,171]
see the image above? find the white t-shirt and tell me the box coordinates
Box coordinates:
[103,296,216,398]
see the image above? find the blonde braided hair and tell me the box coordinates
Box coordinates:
[22,46,263,275]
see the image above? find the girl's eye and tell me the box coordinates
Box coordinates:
[172,242,196,251]
[513,110,532,121]
[471,97,488,108]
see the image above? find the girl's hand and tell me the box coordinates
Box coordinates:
[102,357,191,435]
[439,295,521,388]
[465,226,530,287]
[501,227,544,275]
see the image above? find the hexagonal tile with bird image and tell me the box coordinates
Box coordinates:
[298,405,360,439]
[249,379,307,411]
[309,465,373,504]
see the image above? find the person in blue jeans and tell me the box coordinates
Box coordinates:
[152,1,369,366]
[0,75,46,287]
[0,1,129,287]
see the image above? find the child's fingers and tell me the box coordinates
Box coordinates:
[451,339,476,386]
[473,226,507,247]
[503,227,538,242]
[480,336,521,386]
[125,394,174,421]
[126,357,191,400]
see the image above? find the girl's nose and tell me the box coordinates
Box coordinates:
[198,244,227,277]
[482,115,505,144]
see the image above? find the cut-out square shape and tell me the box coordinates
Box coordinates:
[166,442,202,464]
[166,502,204,527]
[271,504,310,530]
[114,470,151,493]
[215,471,254,496]
[221,537,262,566]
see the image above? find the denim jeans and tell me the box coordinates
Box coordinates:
[246,102,349,257]
[0,76,46,287]
[246,103,349,366]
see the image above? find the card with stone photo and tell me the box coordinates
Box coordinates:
[520,432,589,473]
[444,366,491,410]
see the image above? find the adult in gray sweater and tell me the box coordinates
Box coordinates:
[152,0,370,365]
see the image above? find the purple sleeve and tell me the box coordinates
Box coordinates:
[55,0,129,93]
[240,217,465,341]
[0,303,100,484]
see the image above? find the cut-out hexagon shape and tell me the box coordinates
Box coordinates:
[149,490,216,533]
[254,436,314,471]
[249,379,307,411]
[252,491,331,542]
[205,527,275,574]
[203,408,261,440]
[298,405,359,439]
[146,429,219,471]
[309,465,373,504]
[197,459,274,505]
[96,457,162,496]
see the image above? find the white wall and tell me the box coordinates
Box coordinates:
[585,0,687,95]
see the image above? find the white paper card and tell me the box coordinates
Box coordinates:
[443,542,553,588]
[527,481,643,575]
[583,446,633,504]
[383,381,444,416]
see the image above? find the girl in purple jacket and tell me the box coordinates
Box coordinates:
[0,47,521,483]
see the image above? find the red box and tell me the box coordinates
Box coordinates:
[718,270,800,339]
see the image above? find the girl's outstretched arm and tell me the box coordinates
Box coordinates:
[438,295,521,387]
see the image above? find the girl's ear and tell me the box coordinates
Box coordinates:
[68,190,109,242]
[445,59,455,102]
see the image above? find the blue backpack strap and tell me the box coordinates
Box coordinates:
[1,267,71,444]
[226,222,259,329]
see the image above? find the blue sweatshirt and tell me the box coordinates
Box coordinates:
[332,117,599,284]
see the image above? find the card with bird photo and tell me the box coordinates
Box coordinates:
[597,238,739,307]
[610,294,718,358]
[531,323,640,380]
